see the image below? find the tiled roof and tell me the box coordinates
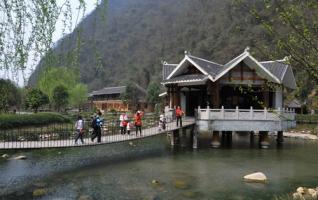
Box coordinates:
[89,86,126,96]
[261,60,296,89]
[260,61,288,81]
[162,74,208,84]
[162,64,178,80]
[162,50,297,89]
[187,55,223,77]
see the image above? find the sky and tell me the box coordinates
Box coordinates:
[0,0,97,87]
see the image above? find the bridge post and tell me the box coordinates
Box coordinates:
[211,131,221,148]
[221,131,226,146]
[259,131,270,149]
[181,128,187,147]
[170,129,180,146]
[277,131,284,144]
[192,126,198,149]
[250,131,255,147]
[226,131,232,147]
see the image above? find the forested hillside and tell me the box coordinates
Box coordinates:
[28,0,300,92]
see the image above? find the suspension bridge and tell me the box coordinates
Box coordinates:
[0,118,195,149]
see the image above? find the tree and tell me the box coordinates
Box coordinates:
[69,83,88,109]
[146,82,160,104]
[0,79,21,112]
[25,88,49,113]
[37,67,78,102]
[236,0,318,101]
[52,85,69,112]
[120,83,139,107]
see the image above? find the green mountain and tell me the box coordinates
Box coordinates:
[29,0,280,90]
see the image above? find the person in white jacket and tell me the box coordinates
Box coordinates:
[75,115,85,144]
[119,113,128,135]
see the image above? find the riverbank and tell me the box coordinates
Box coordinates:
[283,131,318,140]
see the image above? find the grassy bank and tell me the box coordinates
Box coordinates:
[0,112,71,129]
[296,114,318,124]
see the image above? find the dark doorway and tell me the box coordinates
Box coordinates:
[185,87,207,116]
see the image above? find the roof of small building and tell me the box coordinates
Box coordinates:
[89,86,126,96]
[162,48,297,89]
[286,99,302,108]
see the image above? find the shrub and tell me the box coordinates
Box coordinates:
[296,114,318,123]
[0,112,71,129]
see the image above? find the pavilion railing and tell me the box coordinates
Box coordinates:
[196,106,296,121]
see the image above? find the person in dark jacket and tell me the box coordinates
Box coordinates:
[91,111,103,143]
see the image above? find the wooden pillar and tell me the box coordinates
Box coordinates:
[167,87,172,108]
[210,82,220,108]
[277,131,284,144]
[211,131,221,148]
[176,86,180,107]
[263,85,269,108]
[259,131,270,149]
[172,85,176,108]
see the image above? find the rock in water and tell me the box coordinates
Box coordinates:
[32,188,47,197]
[13,155,27,160]
[78,195,92,200]
[174,180,188,189]
[1,154,9,158]
[243,172,267,183]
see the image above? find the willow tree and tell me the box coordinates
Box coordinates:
[0,0,106,84]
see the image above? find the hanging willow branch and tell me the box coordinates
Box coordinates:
[0,0,90,82]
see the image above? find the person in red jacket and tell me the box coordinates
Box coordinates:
[134,110,144,136]
[175,106,184,127]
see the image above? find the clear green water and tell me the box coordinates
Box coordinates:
[0,133,317,200]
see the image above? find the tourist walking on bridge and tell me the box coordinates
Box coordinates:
[134,111,144,136]
[176,106,184,127]
[75,115,85,144]
[119,112,128,135]
[91,111,103,143]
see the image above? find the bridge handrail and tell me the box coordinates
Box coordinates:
[0,116,195,149]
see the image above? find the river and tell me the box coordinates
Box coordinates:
[0,133,317,200]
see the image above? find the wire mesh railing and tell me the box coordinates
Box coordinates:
[0,116,195,149]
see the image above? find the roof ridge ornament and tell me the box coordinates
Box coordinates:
[161,60,167,65]
[244,46,250,53]
[184,50,190,55]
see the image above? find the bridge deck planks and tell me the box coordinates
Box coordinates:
[0,119,195,149]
